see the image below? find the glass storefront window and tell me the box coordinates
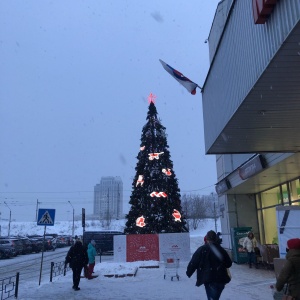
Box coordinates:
[289,178,300,206]
[261,186,280,208]
[261,207,278,244]
[258,179,300,245]
[259,186,281,244]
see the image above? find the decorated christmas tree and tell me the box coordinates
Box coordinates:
[124,93,188,234]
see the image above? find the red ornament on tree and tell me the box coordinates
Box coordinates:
[136,175,144,187]
[150,191,167,198]
[172,209,182,222]
[148,152,164,160]
[136,216,146,228]
[162,168,172,176]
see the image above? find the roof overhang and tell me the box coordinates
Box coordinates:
[207,21,300,154]
[217,153,300,195]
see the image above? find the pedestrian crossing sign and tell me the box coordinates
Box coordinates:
[37,209,56,226]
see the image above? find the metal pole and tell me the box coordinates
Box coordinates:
[15,272,20,298]
[39,225,46,285]
[36,199,39,222]
[72,208,74,237]
[4,201,11,237]
[50,262,54,282]
[68,201,75,237]
[214,202,218,233]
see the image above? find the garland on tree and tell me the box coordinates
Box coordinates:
[124,93,188,234]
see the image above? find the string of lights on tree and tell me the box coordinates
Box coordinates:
[124,93,188,234]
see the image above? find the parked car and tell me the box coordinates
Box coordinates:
[27,235,56,251]
[64,235,73,246]
[56,236,69,248]
[0,247,13,259]
[0,240,15,259]
[29,237,43,253]
[0,237,22,256]
[44,236,57,251]
[11,237,24,255]
[18,237,33,254]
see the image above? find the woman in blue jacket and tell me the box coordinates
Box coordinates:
[87,240,97,279]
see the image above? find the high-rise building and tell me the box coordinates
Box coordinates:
[94,176,123,219]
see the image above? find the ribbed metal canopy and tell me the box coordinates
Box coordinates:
[208,21,300,154]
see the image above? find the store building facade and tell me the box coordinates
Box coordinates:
[202,0,300,249]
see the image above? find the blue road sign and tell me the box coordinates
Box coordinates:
[37,209,56,226]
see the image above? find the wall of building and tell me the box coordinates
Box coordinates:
[206,0,300,251]
[208,0,234,63]
[216,153,253,181]
[203,0,300,152]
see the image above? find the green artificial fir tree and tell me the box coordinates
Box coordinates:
[124,93,188,234]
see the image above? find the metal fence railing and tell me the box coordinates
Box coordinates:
[50,261,70,282]
[0,273,19,299]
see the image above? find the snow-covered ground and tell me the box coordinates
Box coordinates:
[0,219,277,299]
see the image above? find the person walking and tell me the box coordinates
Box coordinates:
[65,239,88,291]
[243,231,258,268]
[186,230,232,300]
[87,240,97,279]
[274,238,300,300]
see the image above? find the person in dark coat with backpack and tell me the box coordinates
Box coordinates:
[275,238,300,300]
[65,239,88,291]
[186,230,232,300]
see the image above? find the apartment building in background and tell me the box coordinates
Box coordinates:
[94,176,123,220]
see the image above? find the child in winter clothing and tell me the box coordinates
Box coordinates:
[87,240,97,279]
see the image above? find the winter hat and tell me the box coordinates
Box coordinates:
[91,240,96,246]
[287,238,300,250]
[206,230,217,242]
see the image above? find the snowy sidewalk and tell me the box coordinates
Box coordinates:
[17,260,276,300]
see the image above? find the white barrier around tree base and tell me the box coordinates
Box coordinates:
[114,233,190,262]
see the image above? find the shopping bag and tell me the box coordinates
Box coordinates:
[226,268,232,279]
[271,284,284,300]
[281,283,296,300]
[282,296,295,300]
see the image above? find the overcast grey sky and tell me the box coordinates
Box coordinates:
[0,1,220,222]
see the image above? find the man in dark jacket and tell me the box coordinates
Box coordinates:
[186,230,232,300]
[65,239,88,291]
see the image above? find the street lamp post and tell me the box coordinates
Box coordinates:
[68,201,75,238]
[4,201,11,237]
